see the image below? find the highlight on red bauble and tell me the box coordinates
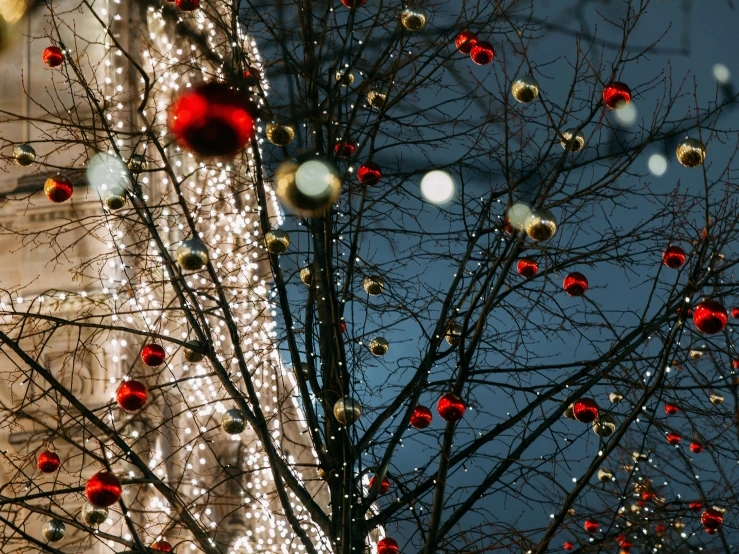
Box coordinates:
[334,141,356,159]
[690,501,703,512]
[470,41,494,66]
[663,245,686,269]
[377,537,398,554]
[563,272,588,297]
[117,380,148,412]
[44,175,73,203]
[693,299,728,334]
[690,442,703,453]
[517,258,538,278]
[151,541,173,552]
[86,471,122,507]
[37,450,61,473]
[175,0,199,10]
[357,161,381,185]
[602,81,632,110]
[702,508,723,533]
[664,403,679,415]
[666,432,681,445]
[572,398,599,423]
[584,518,599,534]
[169,82,255,158]
[369,475,390,495]
[437,392,466,422]
[43,46,64,68]
[455,31,478,54]
[410,405,432,429]
[141,343,166,367]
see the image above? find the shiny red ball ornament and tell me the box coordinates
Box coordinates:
[602,81,632,110]
[666,433,681,445]
[44,175,73,203]
[517,258,538,278]
[116,380,148,412]
[690,501,703,512]
[86,471,122,507]
[341,0,367,6]
[702,508,723,533]
[369,475,390,495]
[43,46,64,67]
[175,0,199,10]
[584,519,599,534]
[655,524,666,536]
[572,398,599,423]
[663,245,686,269]
[437,392,466,422]
[563,272,588,297]
[151,541,173,552]
[690,442,703,453]
[243,66,260,85]
[732,308,739,319]
[169,82,255,158]
[37,450,61,473]
[693,299,728,334]
[733,359,739,370]
[563,542,574,551]
[410,405,432,429]
[141,343,166,367]
[335,141,356,159]
[377,537,398,554]
[664,403,679,415]
[616,535,632,549]
[357,162,381,185]
[340,321,347,333]
[455,31,478,54]
[470,41,494,66]
[641,491,656,502]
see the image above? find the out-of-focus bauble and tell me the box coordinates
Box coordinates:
[663,245,686,269]
[358,161,381,185]
[445,322,462,346]
[43,46,64,67]
[42,519,67,542]
[632,451,648,462]
[369,475,390,494]
[690,501,704,512]
[117,380,148,412]
[410,405,432,429]
[265,229,290,254]
[689,341,705,360]
[38,450,61,473]
[370,337,389,356]
[693,299,728,334]
[602,82,632,110]
[666,432,680,445]
[702,508,723,533]
[177,238,209,271]
[609,392,623,404]
[44,175,73,203]
[86,471,122,507]
[221,408,247,434]
[710,392,724,405]
[525,209,557,241]
[300,266,312,286]
[13,144,36,166]
[732,307,739,319]
[275,156,342,216]
[572,398,599,423]
[564,272,588,297]
[560,128,585,152]
[378,537,399,554]
[593,414,616,437]
[242,66,260,85]
[401,7,426,31]
[690,442,703,453]
[335,141,356,159]
[103,187,127,210]
[470,41,494,66]
[334,397,362,425]
[341,0,367,6]
[674,520,686,531]
[169,82,254,158]
[597,468,613,483]
[676,138,706,168]
[127,154,147,174]
[336,69,355,87]
[563,542,574,551]
[81,502,109,526]
[266,121,296,147]
[455,30,477,54]
[367,87,387,109]
[511,75,540,103]
[563,403,576,420]
[517,258,538,278]
[142,343,166,367]
[363,275,385,296]
[176,0,199,10]
[437,392,465,422]
[664,403,679,415]
[183,340,205,363]
[584,519,599,534]
[152,541,173,552]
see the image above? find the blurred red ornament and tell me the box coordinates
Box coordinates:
[358,162,381,185]
[470,41,494,65]
[693,300,728,334]
[151,541,173,552]
[176,0,199,10]
[340,321,347,333]
[44,175,73,203]
[341,0,367,6]
[142,343,166,367]
[456,31,478,54]
[169,82,255,158]
[377,537,398,554]
[732,308,739,318]
[664,403,679,415]
[666,433,681,445]
[369,475,390,494]
[572,398,599,423]
[690,501,703,512]
[702,508,723,532]
[437,392,465,422]
[243,66,260,84]
[43,46,64,67]
[663,245,686,269]
[584,519,599,534]
[86,471,122,507]
[602,82,631,110]
[517,258,538,278]
[733,359,739,369]
[335,141,356,159]
[563,543,574,551]
[410,405,432,429]
[616,535,632,549]
[690,442,703,453]
[563,272,588,296]
[642,491,656,502]
[37,451,61,473]
[117,380,148,412]
[655,524,666,535]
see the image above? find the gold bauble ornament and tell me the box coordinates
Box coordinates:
[13,144,36,166]
[689,344,705,360]
[511,75,540,103]
[631,451,648,462]
[103,187,127,210]
[367,87,388,109]
[300,266,312,286]
[333,397,362,425]
[597,468,613,483]
[674,520,686,531]
[609,392,623,404]
[524,208,557,242]
[275,156,342,217]
[563,403,576,420]
[630,503,641,514]
[221,408,247,434]
[560,128,585,152]
[265,229,290,254]
[81,502,109,526]
[266,121,296,147]
[363,275,384,296]
[176,238,209,271]
[676,138,706,168]
[183,340,205,363]
[369,337,389,356]
[445,322,462,346]
[592,414,616,437]
[127,154,147,174]
[710,392,724,405]
[401,7,427,31]
[335,69,355,87]
[42,519,67,542]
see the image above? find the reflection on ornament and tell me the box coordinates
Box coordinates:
[511,75,540,103]
[602,82,632,110]
[470,41,494,65]
[103,188,127,210]
[597,468,613,483]
[693,299,727,334]
[117,380,148,412]
[127,154,147,174]
[81,502,109,526]
[363,276,384,296]
[369,337,389,356]
[86,471,122,507]
[176,0,199,10]
[358,161,381,185]
[572,398,599,423]
[44,175,73,203]
[275,157,342,216]
[335,69,355,87]
[410,405,432,428]
[525,209,557,241]
[560,128,585,152]
[142,343,166,367]
[563,272,588,296]
[13,144,35,166]
[455,31,477,54]
[401,8,426,31]
[378,537,399,554]
[266,121,296,146]
[676,138,706,167]
[437,393,465,422]
[445,322,462,346]
[221,408,247,434]
[517,258,538,278]
[265,229,290,254]
[43,46,64,67]
[183,340,205,363]
[177,238,209,271]
[663,245,686,268]
[300,267,312,286]
[592,414,616,437]
[369,475,390,495]
[37,450,61,473]
[42,519,67,542]
[333,397,362,425]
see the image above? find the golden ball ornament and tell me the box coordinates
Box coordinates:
[560,128,585,152]
[597,468,613,483]
[676,138,706,168]
[563,403,576,420]
[300,266,312,286]
[369,337,389,356]
[363,275,384,296]
[42,519,67,542]
[632,451,647,462]
[127,154,147,174]
[81,502,109,526]
[367,88,388,109]
[13,144,36,166]
[511,75,540,103]
[592,414,617,437]
[221,408,247,434]
[674,521,686,531]
[609,392,623,404]
[275,156,342,217]
[176,238,209,271]
[265,229,290,254]
[333,397,362,425]
[103,187,127,210]
[710,392,724,406]
[445,322,462,346]
[266,121,296,146]
[401,7,427,31]
[183,340,205,363]
[335,69,355,87]
[689,344,705,360]
[524,208,557,242]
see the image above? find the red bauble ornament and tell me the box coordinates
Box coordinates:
[572,398,599,423]
[617,535,633,549]
[44,175,73,203]
[563,272,588,297]
[175,0,199,10]
[86,471,122,507]
[602,82,632,110]
[666,433,681,445]
[410,405,432,429]
[357,162,381,185]
[517,258,538,278]
[642,491,656,502]
[663,245,686,269]
[335,141,356,159]
[563,542,574,551]
[369,475,390,494]
[690,501,703,512]
[377,537,398,554]
[693,299,728,334]
[169,82,255,158]
[243,66,260,84]
[701,508,723,532]
[43,46,64,68]
[455,31,478,54]
[437,393,466,422]
[151,541,173,552]
[141,343,166,367]
[655,524,666,536]
[690,442,703,453]
[733,359,739,369]
[341,0,367,6]
[340,321,347,333]
[664,403,679,415]
[117,380,148,412]
[732,308,739,319]
[584,519,599,534]
[37,450,61,473]
[470,41,494,66]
